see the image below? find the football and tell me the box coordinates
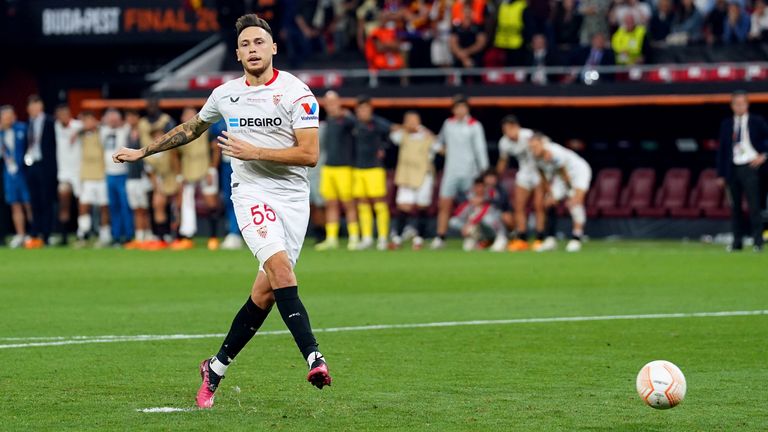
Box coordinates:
[636,360,687,409]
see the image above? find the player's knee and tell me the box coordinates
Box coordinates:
[264,254,296,287]
[571,205,586,225]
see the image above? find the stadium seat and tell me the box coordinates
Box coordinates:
[586,168,622,218]
[637,168,691,217]
[670,169,721,218]
[602,168,656,217]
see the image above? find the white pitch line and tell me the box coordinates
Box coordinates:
[1,309,766,350]
[136,407,194,413]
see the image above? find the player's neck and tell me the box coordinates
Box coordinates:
[245,67,275,87]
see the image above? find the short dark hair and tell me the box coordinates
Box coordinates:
[124,108,139,116]
[55,103,69,112]
[356,94,372,106]
[80,110,95,119]
[452,94,469,107]
[27,94,42,105]
[501,115,519,126]
[404,110,419,117]
[0,104,14,114]
[236,14,273,39]
[732,90,748,100]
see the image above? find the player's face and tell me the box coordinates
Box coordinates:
[529,137,545,157]
[403,113,420,131]
[237,26,277,77]
[27,101,43,118]
[502,123,519,139]
[82,115,98,130]
[1,110,14,128]
[105,111,122,128]
[324,93,342,116]
[126,113,139,127]
[356,103,373,122]
[731,95,748,116]
[452,103,469,119]
[56,108,71,124]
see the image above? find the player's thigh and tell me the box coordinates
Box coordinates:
[396,186,417,207]
[439,174,459,199]
[515,184,532,209]
[363,168,387,199]
[415,174,434,207]
[351,168,367,199]
[274,198,310,268]
[319,166,338,200]
[550,177,568,202]
[231,186,289,267]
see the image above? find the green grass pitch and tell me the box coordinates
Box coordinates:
[1,241,766,431]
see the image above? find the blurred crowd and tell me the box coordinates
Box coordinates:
[247,0,768,71]
[1,96,244,250]
[1,93,592,252]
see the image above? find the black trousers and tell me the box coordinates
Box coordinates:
[728,164,764,248]
[26,162,56,242]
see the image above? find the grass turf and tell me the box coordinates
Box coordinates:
[0,241,766,431]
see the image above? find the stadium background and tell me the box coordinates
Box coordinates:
[2,0,767,243]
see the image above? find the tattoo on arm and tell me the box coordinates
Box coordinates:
[142,115,209,158]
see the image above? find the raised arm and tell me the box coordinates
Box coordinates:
[217,128,319,167]
[112,114,210,163]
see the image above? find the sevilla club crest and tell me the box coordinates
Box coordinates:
[257,225,268,238]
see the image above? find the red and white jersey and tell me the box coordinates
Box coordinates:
[536,142,591,180]
[199,69,319,200]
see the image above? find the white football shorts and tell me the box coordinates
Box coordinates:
[396,173,434,207]
[80,180,108,206]
[231,182,309,272]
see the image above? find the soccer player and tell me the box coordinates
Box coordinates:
[432,95,489,249]
[496,115,546,252]
[101,108,134,245]
[389,111,436,250]
[449,177,507,252]
[123,109,152,248]
[54,104,83,246]
[76,111,111,248]
[529,133,592,252]
[1,105,32,248]
[170,106,220,250]
[314,90,360,251]
[351,95,393,250]
[112,14,332,409]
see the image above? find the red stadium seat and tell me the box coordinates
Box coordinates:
[501,168,517,205]
[637,168,691,217]
[602,168,656,217]
[670,169,721,218]
[586,168,622,218]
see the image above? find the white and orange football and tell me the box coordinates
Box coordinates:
[636,360,687,409]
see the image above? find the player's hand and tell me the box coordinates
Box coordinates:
[218,131,258,161]
[749,153,766,168]
[112,147,144,163]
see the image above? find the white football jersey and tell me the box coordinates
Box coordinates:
[498,128,535,171]
[536,142,590,179]
[55,119,83,176]
[199,70,319,200]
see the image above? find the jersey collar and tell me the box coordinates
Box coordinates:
[244,69,280,87]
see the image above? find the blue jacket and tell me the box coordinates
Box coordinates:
[717,114,768,179]
[1,121,27,175]
[723,12,750,44]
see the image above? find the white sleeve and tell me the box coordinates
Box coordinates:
[198,90,222,124]
[290,93,319,129]
[498,137,511,157]
[389,130,404,145]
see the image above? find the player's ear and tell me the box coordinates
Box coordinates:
[272,43,277,55]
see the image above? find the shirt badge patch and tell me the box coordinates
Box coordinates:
[273,94,282,105]
[257,225,268,238]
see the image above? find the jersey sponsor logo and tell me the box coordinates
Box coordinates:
[301,103,317,115]
[246,97,269,105]
[228,117,283,128]
[229,96,240,103]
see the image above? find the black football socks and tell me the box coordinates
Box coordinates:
[210,296,271,376]
[273,286,319,363]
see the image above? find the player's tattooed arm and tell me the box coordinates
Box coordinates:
[142,115,210,158]
[112,115,211,163]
